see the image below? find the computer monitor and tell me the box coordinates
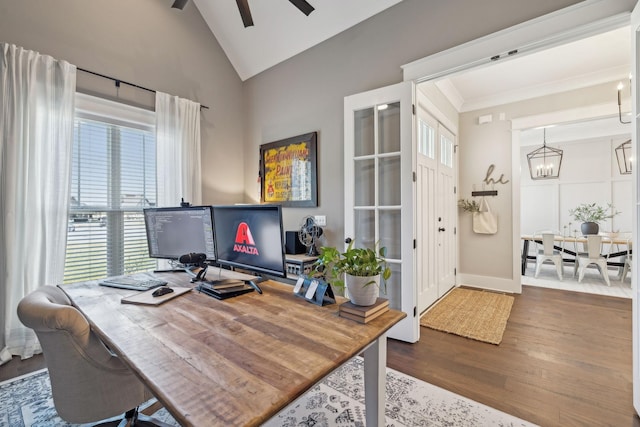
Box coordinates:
[212,204,287,278]
[144,205,216,261]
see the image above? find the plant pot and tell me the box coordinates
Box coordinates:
[581,222,599,235]
[345,273,380,306]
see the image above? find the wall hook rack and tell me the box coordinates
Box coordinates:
[471,190,498,197]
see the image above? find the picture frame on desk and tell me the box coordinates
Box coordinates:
[259,132,318,207]
[293,276,335,306]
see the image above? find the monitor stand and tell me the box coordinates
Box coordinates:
[243,277,264,294]
[207,277,263,294]
[196,279,255,300]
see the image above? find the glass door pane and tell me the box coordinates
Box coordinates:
[344,81,418,343]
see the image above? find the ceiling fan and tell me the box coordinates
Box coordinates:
[171,0,189,10]
[236,0,315,28]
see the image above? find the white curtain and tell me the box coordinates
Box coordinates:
[155,92,202,207]
[0,43,76,363]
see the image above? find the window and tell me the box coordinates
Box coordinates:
[64,94,157,283]
[440,133,454,168]
[418,118,435,158]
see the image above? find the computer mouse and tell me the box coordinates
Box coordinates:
[152,287,174,297]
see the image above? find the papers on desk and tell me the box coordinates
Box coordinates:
[121,287,191,305]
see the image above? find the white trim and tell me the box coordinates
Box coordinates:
[402,0,633,83]
[456,274,518,294]
[630,0,640,416]
[76,92,155,130]
[415,93,458,136]
[511,102,622,130]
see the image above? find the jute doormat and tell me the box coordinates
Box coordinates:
[420,287,514,345]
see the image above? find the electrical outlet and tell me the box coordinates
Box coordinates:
[314,215,326,226]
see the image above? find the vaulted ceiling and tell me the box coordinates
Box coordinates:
[185,1,629,113]
[191,0,402,81]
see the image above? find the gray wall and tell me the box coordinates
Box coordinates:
[243,0,583,247]
[0,0,246,205]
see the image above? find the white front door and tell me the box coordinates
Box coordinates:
[436,124,456,298]
[344,81,419,343]
[416,109,438,309]
[415,99,457,313]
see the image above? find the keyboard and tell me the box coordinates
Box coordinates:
[99,274,168,291]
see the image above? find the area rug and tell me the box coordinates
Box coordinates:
[420,287,514,345]
[0,357,536,427]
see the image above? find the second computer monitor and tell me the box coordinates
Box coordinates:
[144,205,216,261]
[212,204,286,278]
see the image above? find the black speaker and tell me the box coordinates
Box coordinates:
[285,231,306,254]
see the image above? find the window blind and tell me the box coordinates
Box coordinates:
[64,96,157,283]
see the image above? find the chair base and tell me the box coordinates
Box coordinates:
[576,260,611,286]
[91,404,173,427]
[535,255,563,280]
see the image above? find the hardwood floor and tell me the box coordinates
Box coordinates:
[0,352,45,382]
[2,285,638,426]
[388,285,639,427]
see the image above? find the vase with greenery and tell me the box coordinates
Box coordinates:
[458,198,480,213]
[312,239,391,306]
[568,202,619,235]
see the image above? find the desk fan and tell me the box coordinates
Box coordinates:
[298,216,323,256]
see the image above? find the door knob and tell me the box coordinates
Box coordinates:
[438,227,446,232]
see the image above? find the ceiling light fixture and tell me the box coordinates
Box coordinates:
[527,127,563,180]
[615,139,633,175]
[617,80,631,124]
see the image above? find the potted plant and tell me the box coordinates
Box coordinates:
[568,202,620,235]
[312,239,392,306]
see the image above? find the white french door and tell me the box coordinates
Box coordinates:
[344,81,419,343]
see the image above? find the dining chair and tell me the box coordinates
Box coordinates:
[575,235,611,286]
[534,231,564,280]
[620,238,632,283]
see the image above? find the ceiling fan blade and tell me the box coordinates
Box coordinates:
[171,0,189,10]
[236,0,254,27]
[288,0,314,16]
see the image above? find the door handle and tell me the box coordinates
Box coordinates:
[438,227,446,232]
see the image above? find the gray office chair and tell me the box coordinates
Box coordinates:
[17,285,169,426]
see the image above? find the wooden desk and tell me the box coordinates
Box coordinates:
[521,235,631,275]
[60,273,405,426]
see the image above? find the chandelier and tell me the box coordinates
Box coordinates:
[527,128,563,180]
[615,139,632,175]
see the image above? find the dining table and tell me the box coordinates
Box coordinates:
[520,234,631,275]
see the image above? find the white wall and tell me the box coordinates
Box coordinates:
[520,133,632,235]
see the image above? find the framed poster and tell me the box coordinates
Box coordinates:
[260,132,317,207]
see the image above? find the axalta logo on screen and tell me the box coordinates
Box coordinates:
[233,222,259,255]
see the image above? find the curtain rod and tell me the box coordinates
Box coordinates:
[77,67,209,110]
